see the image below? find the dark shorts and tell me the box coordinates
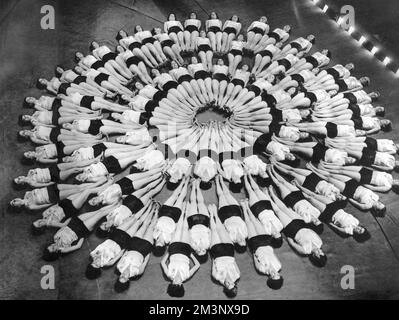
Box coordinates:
[208,26,221,33]
[229,49,242,57]
[198,44,212,53]
[168,26,183,34]
[160,39,174,49]
[231,78,245,87]
[249,27,265,35]
[213,73,229,82]
[185,25,199,33]
[223,27,237,35]
[194,70,211,80]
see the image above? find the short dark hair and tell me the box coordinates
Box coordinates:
[223,285,238,298]
[89,41,96,52]
[114,279,130,293]
[85,264,102,280]
[42,247,60,262]
[23,97,34,108]
[309,253,327,268]
[167,283,185,297]
[381,121,392,132]
[267,277,284,290]
[36,79,47,90]
[55,65,65,78]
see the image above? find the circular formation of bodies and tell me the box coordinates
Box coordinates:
[11,11,398,298]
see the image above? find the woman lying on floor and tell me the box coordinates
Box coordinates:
[115,45,154,84]
[152,27,185,65]
[19,107,101,128]
[154,178,190,247]
[134,25,167,65]
[324,138,398,171]
[161,206,200,298]
[75,144,157,182]
[75,51,129,85]
[186,179,211,256]
[215,175,248,246]
[37,76,103,97]
[317,160,398,193]
[306,162,386,215]
[55,65,115,97]
[267,165,322,230]
[310,114,392,135]
[19,124,103,145]
[311,102,385,120]
[242,174,283,245]
[114,211,158,292]
[86,202,157,279]
[116,30,158,68]
[294,182,369,241]
[270,158,342,201]
[325,136,399,155]
[183,12,201,52]
[42,202,117,261]
[241,200,283,289]
[268,186,327,267]
[10,179,107,211]
[208,204,240,297]
[271,136,356,165]
[31,178,113,233]
[88,166,165,206]
[62,118,144,137]
[97,179,165,236]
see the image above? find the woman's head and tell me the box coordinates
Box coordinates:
[210,12,218,19]
[36,78,48,90]
[85,263,102,279]
[19,130,32,139]
[259,16,268,23]
[309,248,327,267]
[23,97,36,108]
[75,52,85,63]
[283,25,291,33]
[223,284,238,298]
[31,220,46,236]
[42,246,60,262]
[171,60,179,69]
[189,12,197,19]
[153,27,162,35]
[116,29,128,42]
[371,201,386,216]
[241,64,249,71]
[134,25,143,33]
[114,278,130,293]
[19,114,31,126]
[90,41,100,52]
[237,34,244,41]
[231,15,239,22]
[322,49,332,59]
[359,76,370,87]
[307,34,316,44]
[352,226,370,242]
[345,62,355,71]
[168,13,176,21]
[135,82,145,90]
[151,69,160,77]
[380,119,392,132]
[167,283,185,297]
[369,91,380,101]
[191,56,198,64]
[267,275,284,290]
[374,106,385,117]
[217,58,224,66]
[54,65,65,78]
[199,30,206,37]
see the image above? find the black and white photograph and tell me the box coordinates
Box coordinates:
[1,0,399,306]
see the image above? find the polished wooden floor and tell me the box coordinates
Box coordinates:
[1,0,399,300]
